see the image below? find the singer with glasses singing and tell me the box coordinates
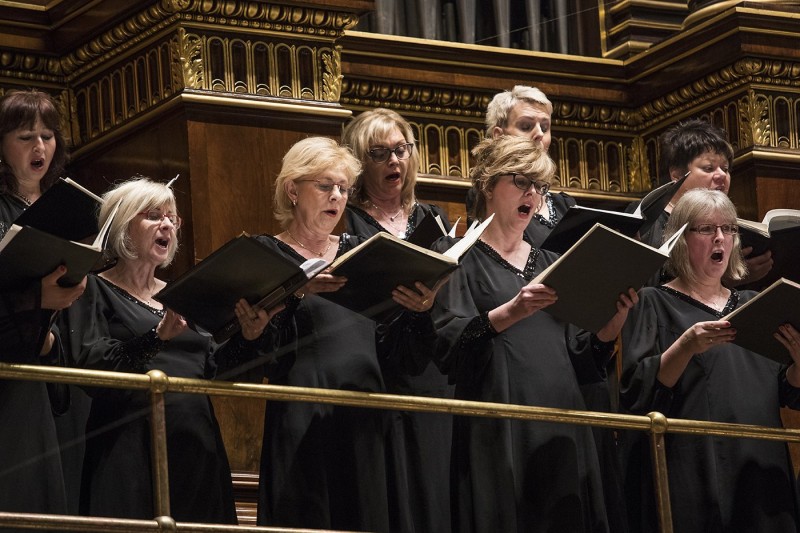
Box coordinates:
[620,188,800,533]
[432,135,638,533]
[60,176,278,523]
[632,118,773,287]
[341,108,456,532]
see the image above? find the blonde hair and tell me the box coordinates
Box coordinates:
[663,188,747,285]
[100,177,179,267]
[469,135,556,221]
[341,108,419,210]
[485,85,553,136]
[273,137,361,228]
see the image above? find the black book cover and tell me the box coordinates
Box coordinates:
[540,176,686,254]
[533,223,677,332]
[155,236,323,342]
[14,177,102,242]
[724,278,800,365]
[0,200,117,289]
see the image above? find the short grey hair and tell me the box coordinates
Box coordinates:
[485,85,553,136]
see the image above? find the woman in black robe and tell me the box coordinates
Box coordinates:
[620,188,800,532]
[255,136,442,532]
[62,177,276,522]
[342,108,454,533]
[0,89,85,522]
[432,135,637,533]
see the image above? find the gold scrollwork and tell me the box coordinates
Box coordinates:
[739,89,771,147]
[172,28,205,89]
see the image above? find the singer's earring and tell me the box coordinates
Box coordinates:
[291,198,297,207]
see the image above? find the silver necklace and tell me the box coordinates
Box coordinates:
[287,230,332,257]
[368,200,404,222]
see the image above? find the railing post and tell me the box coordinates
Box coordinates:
[648,411,673,533]
[147,369,172,521]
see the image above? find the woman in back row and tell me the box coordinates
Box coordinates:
[342,108,455,532]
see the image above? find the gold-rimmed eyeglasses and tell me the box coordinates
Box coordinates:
[139,210,182,229]
[296,179,353,196]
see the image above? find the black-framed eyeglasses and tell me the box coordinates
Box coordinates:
[296,179,353,196]
[508,174,550,195]
[367,143,414,163]
[689,224,739,235]
[139,209,182,229]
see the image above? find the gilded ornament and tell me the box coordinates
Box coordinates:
[738,90,771,147]
[321,46,342,102]
[171,28,204,90]
[626,137,650,192]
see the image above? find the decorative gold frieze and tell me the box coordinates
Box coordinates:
[555,102,638,129]
[639,59,800,126]
[341,80,492,119]
[409,121,483,178]
[174,0,359,36]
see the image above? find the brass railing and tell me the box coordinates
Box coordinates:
[3,362,800,533]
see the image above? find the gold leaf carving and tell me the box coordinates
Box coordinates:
[321,46,342,102]
[172,28,204,89]
[739,90,771,147]
[626,136,650,192]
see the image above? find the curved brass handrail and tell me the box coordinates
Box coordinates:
[3,361,800,533]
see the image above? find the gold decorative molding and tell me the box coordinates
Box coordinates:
[2,0,359,80]
[341,80,492,119]
[172,27,204,89]
[626,136,651,192]
[321,45,342,102]
[638,58,800,126]
[739,89,771,146]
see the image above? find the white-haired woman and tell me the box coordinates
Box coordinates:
[62,177,274,523]
[254,136,443,532]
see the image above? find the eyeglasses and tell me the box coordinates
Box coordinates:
[689,224,738,235]
[508,174,550,195]
[139,210,182,229]
[296,179,353,196]
[367,143,414,164]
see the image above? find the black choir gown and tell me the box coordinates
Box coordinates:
[524,191,576,249]
[432,235,611,533]
[0,194,69,523]
[61,274,270,522]
[346,202,454,533]
[255,234,437,533]
[620,286,800,533]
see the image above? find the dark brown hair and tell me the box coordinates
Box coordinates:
[0,89,68,195]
